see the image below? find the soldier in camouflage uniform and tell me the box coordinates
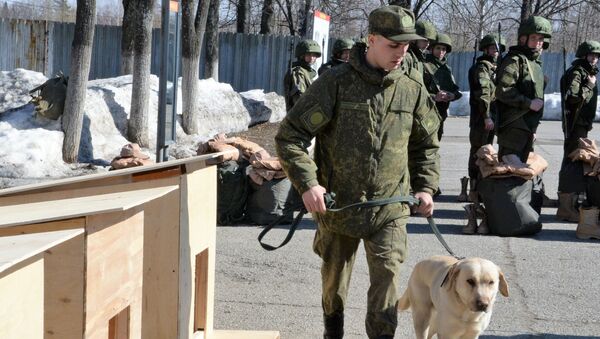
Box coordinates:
[495,16,552,163]
[423,33,462,141]
[405,20,436,75]
[284,39,322,111]
[557,41,599,220]
[318,39,355,75]
[275,6,440,339]
[465,34,506,200]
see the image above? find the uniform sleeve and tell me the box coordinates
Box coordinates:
[408,86,441,195]
[446,65,462,101]
[495,57,532,110]
[475,65,493,118]
[275,72,337,194]
[566,69,595,105]
[287,68,310,108]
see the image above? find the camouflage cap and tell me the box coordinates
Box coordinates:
[368,5,424,42]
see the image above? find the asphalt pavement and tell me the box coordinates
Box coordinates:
[213,117,600,338]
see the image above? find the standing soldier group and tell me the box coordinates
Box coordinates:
[277,4,599,338]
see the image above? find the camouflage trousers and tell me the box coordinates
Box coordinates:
[497,127,534,163]
[313,216,409,338]
[468,126,495,179]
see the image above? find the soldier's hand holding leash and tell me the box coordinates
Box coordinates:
[529,98,544,112]
[302,185,327,213]
[414,192,434,217]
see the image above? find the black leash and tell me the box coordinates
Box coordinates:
[258,193,462,259]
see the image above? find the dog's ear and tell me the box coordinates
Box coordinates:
[498,269,509,297]
[441,262,460,291]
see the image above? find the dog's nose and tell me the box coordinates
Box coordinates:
[476,300,489,312]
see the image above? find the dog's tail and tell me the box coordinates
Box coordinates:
[396,289,410,311]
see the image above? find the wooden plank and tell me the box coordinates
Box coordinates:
[85,209,144,339]
[178,166,217,339]
[0,217,84,237]
[0,152,229,197]
[0,228,84,275]
[44,231,85,339]
[0,185,177,228]
[0,256,44,339]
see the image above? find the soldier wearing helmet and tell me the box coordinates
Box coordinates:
[424,32,462,142]
[283,39,322,110]
[276,5,439,338]
[318,38,355,75]
[405,20,436,74]
[495,16,552,165]
[461,33,506,212]
[556,40,600,221]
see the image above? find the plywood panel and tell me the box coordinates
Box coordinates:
[0,229,84,274]
[0,218,84,237]
[178,166,217,339]
[0,186,177,228]
[0,152,229,198]
[0,256,44,339]
[85,209,144,339]
[45,232,85,339]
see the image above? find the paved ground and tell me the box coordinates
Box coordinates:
[213,118,600,338]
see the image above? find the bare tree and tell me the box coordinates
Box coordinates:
[127,0,156,147]
[62,0,96,163]
[181,0,211,134]
[389,0,411,8]
[237,0,249,32]
[298,0,312,37]
[259,0,275,34]
[205,0,220,80]
[120,0,135,75]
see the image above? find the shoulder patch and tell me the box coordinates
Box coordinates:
[300,104,330,133]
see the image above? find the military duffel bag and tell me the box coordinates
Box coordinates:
[217,160,249,225]
[246,177,300,225]
[478,176,542,236]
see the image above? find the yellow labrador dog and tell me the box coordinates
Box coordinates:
[397,255,509,339]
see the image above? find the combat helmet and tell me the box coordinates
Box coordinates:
[332,38,355,56]
[295,39,322,59]
[432,33,453,53]
[518,16,552,38]
[479,34,506,52]
[415,20,436,41]
[576,40,600,58]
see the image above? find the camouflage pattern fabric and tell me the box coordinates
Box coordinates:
[467,55,497,179]
[405,44,426,75]
[495,45,545,161]
[318,58,345,76]
[276,42,440,238]
[283,60,317,111]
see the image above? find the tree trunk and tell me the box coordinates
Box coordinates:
[127,0,155,147]
[205,0,220,80]
[181,0,211,134]
[120,0,135,74]
[259,0,274,34]
[236,0,248,33]
[521,0,532,24]
[62,0,96,163]
[389,0,411,9]
[298,0,312,37]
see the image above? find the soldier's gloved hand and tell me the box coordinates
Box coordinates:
[414,191,434,217]
[529,98,544,112]
[302,185,327,213]
[484,118,494,131]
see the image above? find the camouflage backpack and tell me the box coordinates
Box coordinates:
[29,72,68,120]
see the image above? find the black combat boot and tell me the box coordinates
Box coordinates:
[457,176,469,202]
[323,312,344,339]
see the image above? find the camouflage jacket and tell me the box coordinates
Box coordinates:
[318,58,344,75]
[560,58,598,132]
[405,44,426,75]
[275,43,440,237]
[284,61,317,111]
[468,55,497,128]
[423,54,462,117]
[495,45,545,132]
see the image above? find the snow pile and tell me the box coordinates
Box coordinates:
[0,69,286,188]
